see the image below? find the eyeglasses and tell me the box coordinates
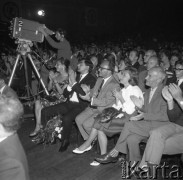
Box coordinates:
[98,66,110,71]
[174,68,183,71]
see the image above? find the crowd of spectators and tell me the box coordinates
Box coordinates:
[1,33,183,179]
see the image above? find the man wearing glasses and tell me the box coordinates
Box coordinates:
[76,59,120,141]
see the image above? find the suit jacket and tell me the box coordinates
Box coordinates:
[167,82,183,127]
[142,84,169,122]
[63,73,96,108]
[138,70,149,93]
[91,75,120,112]
[2,85,18,99]
[0,133,29,180]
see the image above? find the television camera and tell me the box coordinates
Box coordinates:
[8,17,49,98]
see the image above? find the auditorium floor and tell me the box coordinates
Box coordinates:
[18,117,123,180]
[18,116,182,180]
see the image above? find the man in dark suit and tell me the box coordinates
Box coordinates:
[0,96,29,180]
[40,59,96,151]
[0,75,18,99]
[96,67,169,165]
[166,60,183,126]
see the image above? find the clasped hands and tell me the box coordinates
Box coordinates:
[162,83,182,102]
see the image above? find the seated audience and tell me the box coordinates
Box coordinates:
[75,59,120,142]
[31,58,96,152]
[138,83,183,172]
[73,67,144,166]
[30,58,70,136]
[95,67,169,165]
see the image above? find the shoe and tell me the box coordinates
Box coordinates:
[29,125,43,137]
[58,140,70,152]
[72,145,92,154]
[90,160,100,166]
[29,129,41,137]
[95,153,119,164]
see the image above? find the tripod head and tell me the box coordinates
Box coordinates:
[15,39,33,56]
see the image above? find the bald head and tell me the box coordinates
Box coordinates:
[147,56,159,70]
[146,67,166,88]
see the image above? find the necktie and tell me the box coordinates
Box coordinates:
[79,75,83,82]
[96,79,104,98]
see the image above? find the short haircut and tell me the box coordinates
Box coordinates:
[57,57,70,73]
[146,49,157,56]
[175,60,183,67]
[107,59,116,73]
[80,58,93,72]
[124,67,138,86]
[0,96,24,132]
[130,50,139,58]
[148,55,160,66]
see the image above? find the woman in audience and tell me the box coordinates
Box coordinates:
[73,67,144,165]
[29,58,70,136]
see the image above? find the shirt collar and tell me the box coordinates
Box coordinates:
[178,78,183,86]
[0,85,6,94]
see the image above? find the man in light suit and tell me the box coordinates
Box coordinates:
[0,75,18,99]
[75,59,120,141]
[138,62,183,169]
[0,96,29,180]
[96,67,169,164]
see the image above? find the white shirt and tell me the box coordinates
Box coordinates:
[149,87,157,103]
[102,76,111,88]
[178,78,183,86]
[68,73,88,102]
[0,85,6,94]
[0,136,7,142]
[112,85,144,114]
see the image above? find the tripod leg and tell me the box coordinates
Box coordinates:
[27,54,49,96]
[23,55,31,98]
[8,54,21,86]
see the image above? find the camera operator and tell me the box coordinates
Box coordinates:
[39,26,72,60]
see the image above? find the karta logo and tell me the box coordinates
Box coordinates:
[121,161,183,179]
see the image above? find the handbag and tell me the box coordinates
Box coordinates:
[94,107,122,123]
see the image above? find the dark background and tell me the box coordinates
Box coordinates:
[0,0,183,42]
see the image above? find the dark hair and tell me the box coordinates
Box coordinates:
[42,49,51,57]
[108,59,116,73]
[124,67,138,86]
[81,58,93,72]
[57,57,70,73]
[175,60,183,67]
[57,28,66,37]
[0,96,24,132]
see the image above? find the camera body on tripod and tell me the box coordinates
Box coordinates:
[10,17,44,43]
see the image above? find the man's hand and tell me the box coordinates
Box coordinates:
[81,84,90,94]
[68,68,76,86]
[38,25,47,36]
[162,86,173,102]
[168,83,182,102]
[79,93,91,101]
[130,111,144,121]
[130,95,144,108]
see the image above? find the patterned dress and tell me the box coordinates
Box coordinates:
[40,79,68,107]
